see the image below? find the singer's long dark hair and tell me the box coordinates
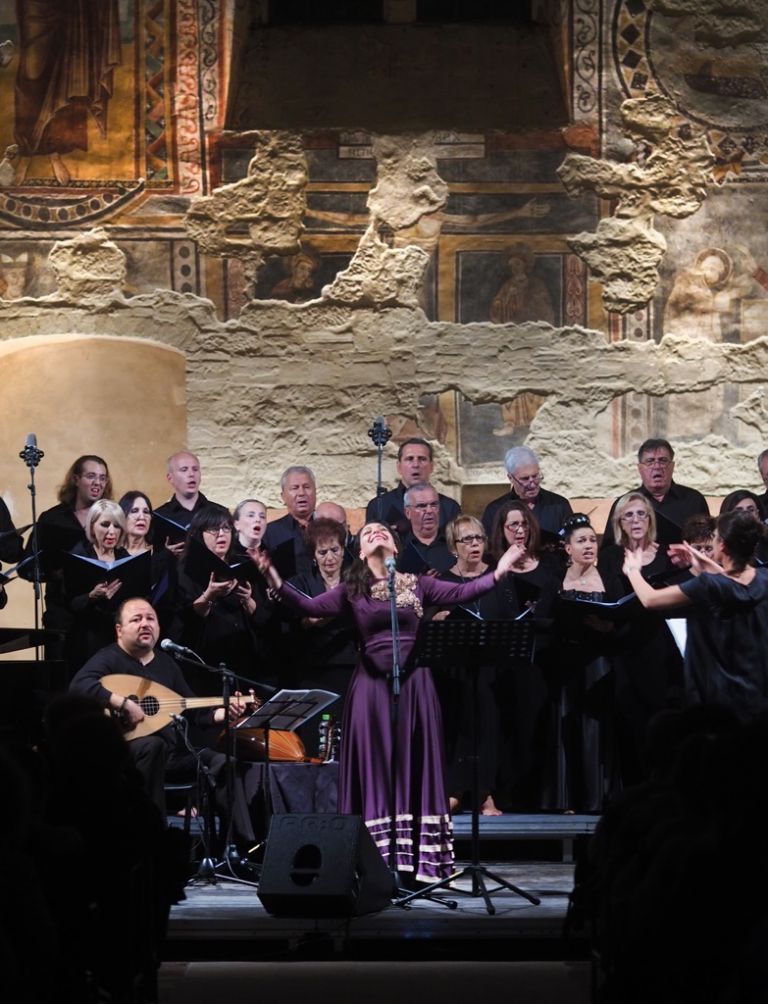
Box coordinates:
[344,523,402,599]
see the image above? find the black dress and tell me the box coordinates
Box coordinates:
[554,587,621,811]
[434,568,518,805]
[597,544,684,786]
[496,553,563,810]
[63,541,130,674]
[284,567,357,756]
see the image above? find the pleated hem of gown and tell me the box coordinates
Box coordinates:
[366,812,454,883]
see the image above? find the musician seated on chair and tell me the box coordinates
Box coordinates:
[70,597,249,832]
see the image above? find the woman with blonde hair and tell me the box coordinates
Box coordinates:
[597,492,682,787]
[63,499,129,674]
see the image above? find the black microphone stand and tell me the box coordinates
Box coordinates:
[166,647,272,887]
[368,416,392,522]
[19,436,44,659]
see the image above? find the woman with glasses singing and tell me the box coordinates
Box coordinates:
[434,515,517,816]
[488,501,562,810]
[283,517,357,756]
[169,504,268,705]
[597,492,683,788]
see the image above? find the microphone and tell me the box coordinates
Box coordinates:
[384,556,397,575]
[19,432,44,468]
[160,638,196,657]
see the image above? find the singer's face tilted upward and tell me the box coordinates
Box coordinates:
[359,522,397,561]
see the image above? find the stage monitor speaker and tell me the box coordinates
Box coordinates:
[257,814,394,917]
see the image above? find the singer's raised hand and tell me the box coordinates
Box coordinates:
[250,548,283,590]
[494,541,526,580]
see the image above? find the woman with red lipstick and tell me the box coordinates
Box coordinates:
[120,491,153,556]
[119,491,177,634]
[253,520,526,887]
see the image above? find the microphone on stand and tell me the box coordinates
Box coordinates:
[384,556,397,575]
[19,432,44,468]
[160,638,198,658]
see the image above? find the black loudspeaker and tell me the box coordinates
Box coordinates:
[257,814,394,917]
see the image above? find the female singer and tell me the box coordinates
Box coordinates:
[625,511,768,721]
[435,514,514,816]
[119,491,175,631]
[253,522,525,885]
[170,504,268,701]
[232,498,268,559]
[119,491,153,556]
[283,517,357,756]
[556,513,619,811]
[64,499,128,672]
[598,492,682,786]
[488,501,561,810]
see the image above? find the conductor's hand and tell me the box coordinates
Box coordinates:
[622,548,643,577]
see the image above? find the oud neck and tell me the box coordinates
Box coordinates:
[183,697,223,711]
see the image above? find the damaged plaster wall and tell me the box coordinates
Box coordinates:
[558,94,714,313]
[2,242,766,510]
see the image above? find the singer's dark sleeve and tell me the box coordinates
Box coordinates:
[0,498,23,564]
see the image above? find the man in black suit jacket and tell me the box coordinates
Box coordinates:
[262,465,317,580]
[365,437,459,537]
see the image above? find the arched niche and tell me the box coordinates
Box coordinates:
[0,333,187,643]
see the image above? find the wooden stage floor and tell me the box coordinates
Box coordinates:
[165,814,597,964]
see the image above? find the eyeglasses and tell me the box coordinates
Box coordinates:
[512,473,542,485]
[316,546,341,557]
[81,473,108,483]
[620,510,649,522]
[505,520,528,531]
[203,526,232,536]
[411,501,439,511]
[639,457,672,468]
[456,534,486,544]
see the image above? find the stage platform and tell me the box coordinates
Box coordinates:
[165,814,598,964]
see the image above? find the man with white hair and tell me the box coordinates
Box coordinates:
[482,446,572,536]
[262,465,317,579]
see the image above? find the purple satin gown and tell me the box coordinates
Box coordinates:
[278,570,498,882]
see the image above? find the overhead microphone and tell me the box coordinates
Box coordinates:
[384,556,397,575]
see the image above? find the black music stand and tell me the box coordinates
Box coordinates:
[397,616,541,912]
[234,688,339,845]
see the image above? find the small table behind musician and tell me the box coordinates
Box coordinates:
[69,597,253,842]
